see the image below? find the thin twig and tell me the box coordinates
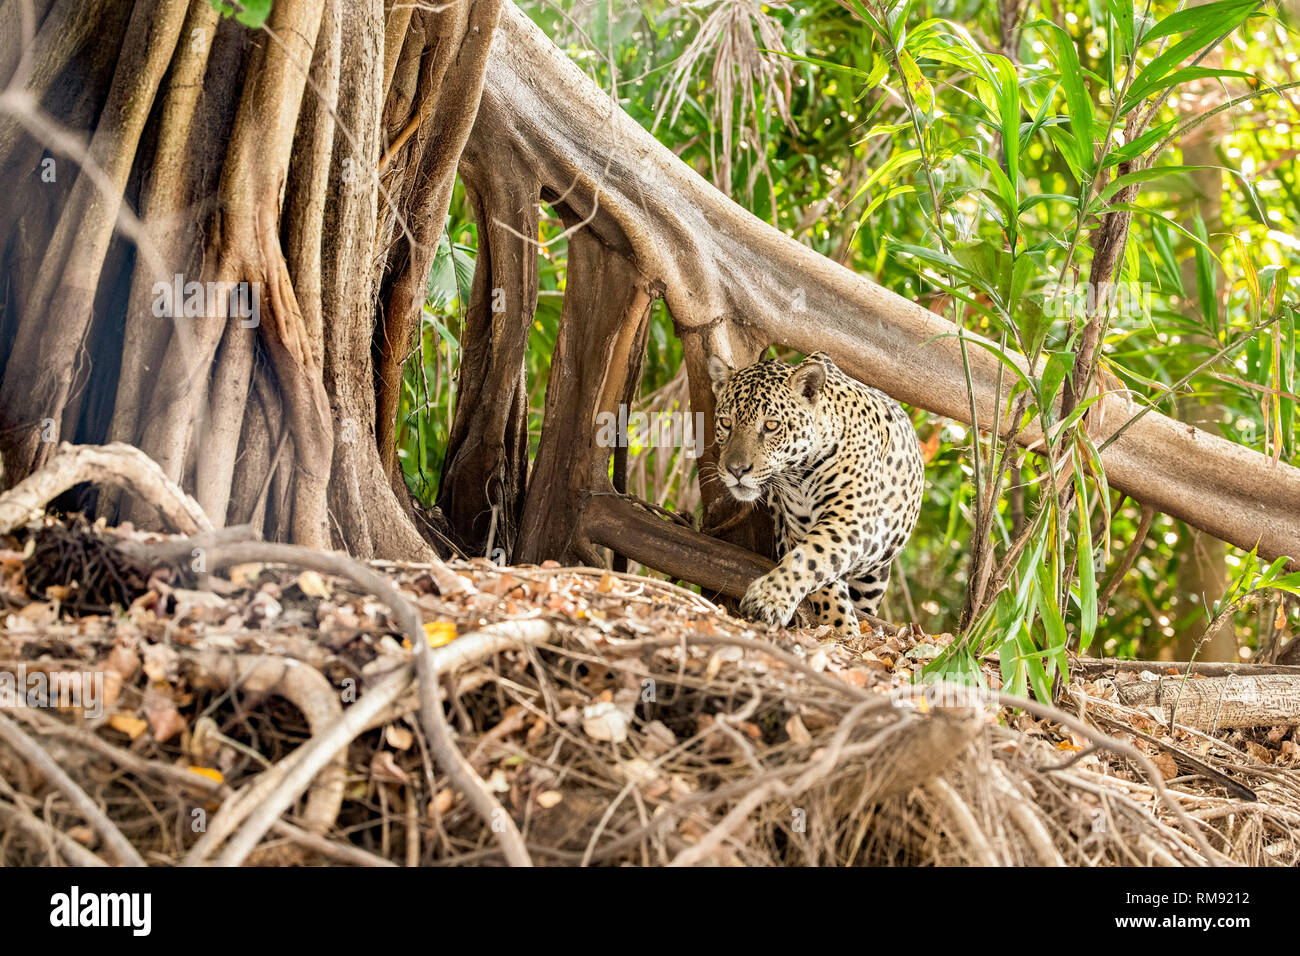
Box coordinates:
[1097,503,1155,618]
[0,711,146,866]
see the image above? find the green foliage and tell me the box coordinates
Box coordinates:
[206,0,273,28]
[398,0,1300,692]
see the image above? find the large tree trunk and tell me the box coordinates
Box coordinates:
[0,0,498,560]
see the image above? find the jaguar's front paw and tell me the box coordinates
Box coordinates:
[740,573,799,628]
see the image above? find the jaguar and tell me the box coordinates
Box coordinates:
[707,351,924,637]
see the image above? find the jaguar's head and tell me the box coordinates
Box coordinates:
[706,354,826,502]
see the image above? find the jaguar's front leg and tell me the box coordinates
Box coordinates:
[808,581,859,638]
[739,522,866,628]
[739,566,804,627]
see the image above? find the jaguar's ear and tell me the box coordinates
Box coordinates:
[788,359,826,405]
[706,355,733,398]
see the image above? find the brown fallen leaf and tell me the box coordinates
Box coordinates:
[144,688,186,744]
[384,724,414,751]
[838,668,870,688]
[296,570,332,599]
[642,720,677,756]
[141,643,179,682]
[16,602,56,625]
[430,789,455,817]
[108,713,148,740]
[228,563,264,588]
[785,714,812,748]
[1150,752,1178,780]
[1243,741,1275,765]
[370,751,409,785]
[44,584,74,603]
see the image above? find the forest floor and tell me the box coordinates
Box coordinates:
[1,514,1298,867]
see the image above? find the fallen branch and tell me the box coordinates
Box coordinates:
[1116,674,1300,731]
[925,775,999,866]
[667,702,915,866]
[0,442,211,535]
[991,690,1218,863]
[151,537,542,867]
[0,799,108,867]
[1088,710,1256,801]
[579,493,769,602]
[208,664,414,868]
[990,763,1065,867]
[182,651,347,835]
[1074,658,1300,678]
[578,492,897,633]
[0,710,146,866]
[11,707,390,866]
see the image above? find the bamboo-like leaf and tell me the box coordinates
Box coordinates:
[896,49,935,114]
[1041,21,1095,176]
[1093,164,1216,205]
[1074,453,1099,652]
[1192,215,1221,338]
[1126,0,1260,106]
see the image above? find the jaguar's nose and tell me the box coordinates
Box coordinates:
[727,462,752,480]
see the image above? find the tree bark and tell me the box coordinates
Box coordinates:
[434,134,538,557]
[514,231,655,564]
[0,0,500,560]
[1118,674,1300,730]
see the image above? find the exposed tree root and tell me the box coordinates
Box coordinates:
[0,710,144,865]
[181,651,346,839]
[5,513,1299,866]
[0,442,210,535]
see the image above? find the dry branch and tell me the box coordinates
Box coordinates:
[10,705,389,867]
[989,691,1218,861]
[577,492,898,633]
[1117,675,1300,731]
[206,665,413,868]
[0,799,107,867]
[1074,658,1300,678]
[142,536,543,867]
[183,651,346,837]
[579,493,770,601]
[0,710,145,866]
[0,441,211,535]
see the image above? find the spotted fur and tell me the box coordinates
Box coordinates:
[708,351,924,637]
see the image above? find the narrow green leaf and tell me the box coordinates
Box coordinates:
[1043,23,1095,175]
[896,50,935,114]
[1074,458,1099,652]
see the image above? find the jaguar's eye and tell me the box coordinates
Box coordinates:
[763,419,781,432]
[717,417,732,429]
